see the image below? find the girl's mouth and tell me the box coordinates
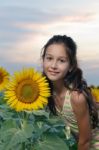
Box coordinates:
[48,70,59,75]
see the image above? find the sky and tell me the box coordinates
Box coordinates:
[0,0,99,86]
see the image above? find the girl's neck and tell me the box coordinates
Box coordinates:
[52,80,66,94]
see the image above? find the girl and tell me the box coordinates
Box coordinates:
[41,35,99,150]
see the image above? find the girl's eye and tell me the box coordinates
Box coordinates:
[46,57,52,60]
[59,59,66,63]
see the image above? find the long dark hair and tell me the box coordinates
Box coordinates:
[41,35,98,128]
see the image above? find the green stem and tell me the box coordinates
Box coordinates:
[22,142,25,150]
[17,112,23,128]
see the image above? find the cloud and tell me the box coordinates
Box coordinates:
[0,1,98,49]
[79,58,99,71]
[0,0,99,85]
[0,3,96,25]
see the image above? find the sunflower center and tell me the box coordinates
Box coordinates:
[0,73,3,84]
[16,79,39,103]
[22,85,33,98]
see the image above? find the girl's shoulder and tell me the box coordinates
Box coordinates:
[71,90,86,105]
[70,91,88,115]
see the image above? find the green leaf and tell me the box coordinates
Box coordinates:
[0,120,17,141]
[0,104,14,121]
[9,124,33,148]
[34,133,69,150]
[32,110,49,118]
[0,92,5,104]
[0,120,34,150]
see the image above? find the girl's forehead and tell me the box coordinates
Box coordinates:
[46,43,68,56]
[47,43,65,49]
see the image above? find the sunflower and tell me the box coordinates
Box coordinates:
[5,68,50,111]
[0,67,9,91]
[91,88,99,102]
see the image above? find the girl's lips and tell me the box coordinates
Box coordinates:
[48,70,59,75]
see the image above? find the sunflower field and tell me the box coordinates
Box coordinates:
[0,67,99,150]
[0,67,77,150]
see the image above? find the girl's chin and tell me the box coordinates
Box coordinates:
[47,76,60,81]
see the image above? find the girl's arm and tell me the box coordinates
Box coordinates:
[71,91,91,150]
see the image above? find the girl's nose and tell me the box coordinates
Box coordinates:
[51,60,57,69]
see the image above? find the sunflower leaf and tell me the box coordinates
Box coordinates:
[1,123,34,150]
[34,133,69,150]
[33,109,49,118]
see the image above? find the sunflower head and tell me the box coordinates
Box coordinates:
[0,67,9,91]
[91,88,99,102]
[4,68,51,111]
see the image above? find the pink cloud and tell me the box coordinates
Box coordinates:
[62,13,95,22]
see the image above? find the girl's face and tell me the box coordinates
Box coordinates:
[43,43,70,82]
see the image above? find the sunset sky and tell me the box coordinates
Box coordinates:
[0,0,99,85]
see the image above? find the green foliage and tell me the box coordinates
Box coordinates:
[0,93,77,150]
[34,133,69,150]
